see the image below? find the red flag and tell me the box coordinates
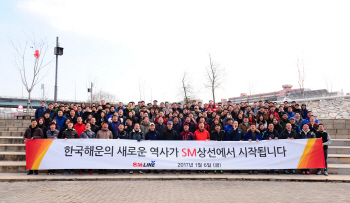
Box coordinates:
[34,50,40,58]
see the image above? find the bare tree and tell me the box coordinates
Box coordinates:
[297,58,306,99]
[11,34,53,115]
[178,71,195,103]
[205,54,225,103]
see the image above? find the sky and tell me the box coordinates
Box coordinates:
[0,0,349,104]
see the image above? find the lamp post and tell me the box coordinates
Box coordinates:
[54,37,64,102]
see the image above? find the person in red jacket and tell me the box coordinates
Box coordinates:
[195,117,210,131]
[73,117,85,137]
[154,111,168,125]
[194,123,210,174]
[194,123,210,141]
[267,107,280,121]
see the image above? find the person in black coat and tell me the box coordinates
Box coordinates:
[210,124,225,141]
[316,124,332,176]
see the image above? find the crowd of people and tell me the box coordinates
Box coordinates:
[24,99,331,176]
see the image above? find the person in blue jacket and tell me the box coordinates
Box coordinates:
[244,125,262,142]
[108,115,120,135]
[301,104,308,119]
[225,120,243,141]
[54,110,67,130]
[225,120,243,174]
[35,101,46,119]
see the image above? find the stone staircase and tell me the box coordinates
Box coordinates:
[0,119,349,174]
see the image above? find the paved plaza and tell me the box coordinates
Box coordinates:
[1,180,349,203]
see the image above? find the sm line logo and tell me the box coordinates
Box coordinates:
[133,161,156,167]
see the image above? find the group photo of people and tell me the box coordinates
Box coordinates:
[25,99,331,176]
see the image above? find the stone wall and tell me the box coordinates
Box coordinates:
[303,98,350,119]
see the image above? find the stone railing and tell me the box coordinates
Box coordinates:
[301,98,350,119]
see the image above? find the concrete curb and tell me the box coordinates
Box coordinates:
[1,173,350,183]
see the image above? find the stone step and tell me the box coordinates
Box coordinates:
[0,162,348,174]
[0,137,23,144]
[330,134,350,139]
[328,154,350,164]
[0,144,25,152]
[0,161,26,173]
[327,164,350,175]
[0,131,24,137]
[330,139,350,146]
[0,122,31,127]
[328,146,350,154]
[0,152,26,161]
[0,127,27,132]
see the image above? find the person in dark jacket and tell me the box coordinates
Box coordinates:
[35,101,46,119]
[43,112,52,128]
[90,118,100,134]
[113,123,128,174]
[46,122,59,175]
[80,123,95,175]
[299,123,316,175]
[273,118,283,134]
[60,121,78,175]
[262,123,279,140]
[114,124,128,139]
[301,104,308,119]
[210,124,225,141]
[262,123,279,175]
[145,123,161,174]
[124,119,134,135]
[161,121,178,174]
[172,117,182,135]
[45,103,56,119]
[179,123,194,141]
[128,124,145,175]
[37,117,47,138]
[226,121,243,142]
[67,109,78,125]
[82,107,92,122]
[23,119,43,175]
[279,123,297,174]
[279,113,290,130]
[155,117,167,136]
[290,117,300,134]
[316,124,331,176]
[145,123,161,140]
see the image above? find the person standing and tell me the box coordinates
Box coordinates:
[161,121,179,174]
[193,123,210,174]
[46,122,59,175]
[128,123,145,174]
[54,110,67,130]
[145,123,161,174]
[96,122,113,174]
[73,117,85,137]
[80,123,96,175]
[60,121,79,175]
[298,124,316,175]
[244,125,262,175]
[316,124,332,176]
[35,101,46,119]
[113,124,128,174]
[24,119,43,175]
